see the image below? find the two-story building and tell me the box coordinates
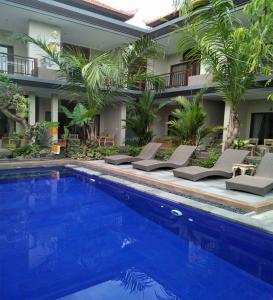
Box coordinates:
[0,0,272,146]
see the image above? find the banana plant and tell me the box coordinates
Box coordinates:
[61,103,97,141]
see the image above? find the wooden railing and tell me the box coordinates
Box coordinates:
[146,70,189,90]
[0,52,38,77]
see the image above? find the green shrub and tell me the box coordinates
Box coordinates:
[67,139,82,157]
[232,139,250,149]
[12,144,40,158]
[193,148,221,168]
[86,145,120,160]
[155,148,175,161]
[11,144,51,159]
[125,145,142,157]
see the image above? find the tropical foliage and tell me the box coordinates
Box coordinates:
[124,91,168,146]
[22,35,164,143]
[175,0,261,148]
[168,91,221,145]
[0,74,29,129]
[243,0,273,99]
[232,138,250,149]
[193,146,221,168]
[61,103,97,140]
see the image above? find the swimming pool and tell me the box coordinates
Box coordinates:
[0,167,272,300]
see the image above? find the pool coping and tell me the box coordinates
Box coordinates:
[0,159,273,235]
[81,161,273,214]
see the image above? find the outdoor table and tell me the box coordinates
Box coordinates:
[232,163,256,177]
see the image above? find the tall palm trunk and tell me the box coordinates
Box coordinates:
[224,106,240,149]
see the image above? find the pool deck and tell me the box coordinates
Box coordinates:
[1,159,273,234]
[80,160,273,214]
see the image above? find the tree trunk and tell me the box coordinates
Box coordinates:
[224,106,240,149]
[0,107,30,130]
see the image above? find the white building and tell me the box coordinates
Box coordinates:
[0,0,272,146]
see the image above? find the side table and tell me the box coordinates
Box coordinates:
[232,164,256,177]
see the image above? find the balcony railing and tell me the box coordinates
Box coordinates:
[146,70,189,90]
[0,52,38,77]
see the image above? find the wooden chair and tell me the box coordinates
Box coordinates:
[104,134,115,146]
[258,139,273,156]
[245,138,259,157]
[264,139,273,146]
[97,133,107,146]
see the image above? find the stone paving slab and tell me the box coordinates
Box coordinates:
[81,160,273,213]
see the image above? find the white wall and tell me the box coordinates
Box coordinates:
[238,99,273,138]
[148,53,182,75]
[38,98,51,122]
[153,106,174,138]
[203,99,225,127]
[100,103,126,145]
[28,21,61,68]
[0,30,27,56]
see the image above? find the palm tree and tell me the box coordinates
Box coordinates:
[168,91,222,146]
[22,35,164,143]
[175,0,260,149]
[124,91,168,146]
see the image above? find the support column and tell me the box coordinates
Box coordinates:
[222,102,231,151]
[51,95,59,143]
[28,94,36,125]
[120,104,126,146]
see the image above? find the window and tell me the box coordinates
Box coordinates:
[170,61,200,87]
[167,115,176,135]
[250,112,273,143]
[45,111,51,122]
[170,63,188,87]
[0,45,13,73]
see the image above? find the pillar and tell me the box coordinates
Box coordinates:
[28,94,36,125]
[51,95,59,142]
[120,104,126,146]
[222,102,231,151]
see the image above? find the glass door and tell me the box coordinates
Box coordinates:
[250,112,273,143]
[170,63,188,87]
[0,45,13,74]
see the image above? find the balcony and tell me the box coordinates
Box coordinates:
[145,62,202,90]
[0,53,38,77]
[146,70,189,90]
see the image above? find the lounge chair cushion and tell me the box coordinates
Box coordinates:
[226,175,273,196]
[104,142,161,165]
[173,149,249,181]
[173,166,232,181]
[132,160,182,172]
[132,145,196,172]
[104,155,140,165]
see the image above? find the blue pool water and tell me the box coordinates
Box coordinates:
[0,167,272,300]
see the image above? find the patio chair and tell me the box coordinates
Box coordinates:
[258,139,273,156]
[104,142,162,165]
[104,134,115,146]
[132,145,196,172]
[173,149,249,181]
[245,138,259,157]
[226,153,273,196]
